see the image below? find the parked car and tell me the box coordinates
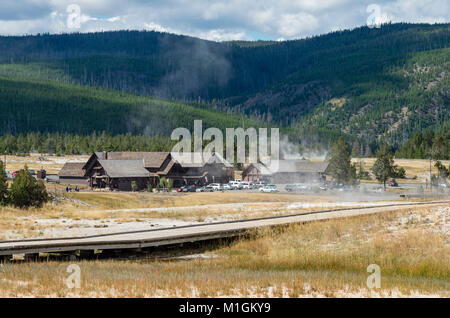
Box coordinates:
[285,184,297,192]
[438,182,449,188]
[205,185,216,192]
[28,169,36,176]
[253,181,266,188]
[260,184,278,193]
[221,183,232,190]
[177,186,186,192]
[196,185,213,192]
[195,186,205,192]
[388,178,398,187]
[229,181,242,190]
[12,170,21,178]
[241,181,252,189]
[207,183,221,191]
[285,183,309,192]
[184,185,198,192]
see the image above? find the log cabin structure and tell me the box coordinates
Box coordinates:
[75,151,234,191]
[243,159,329,184]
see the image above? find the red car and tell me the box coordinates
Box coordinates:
[177,186,186,192]
[12,170,21,178]
[388,178,398,187]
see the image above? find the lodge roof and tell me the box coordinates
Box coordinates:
[172,152,233,168]
[244,163,272,175]
[86,152,233,176]
[58,162,86,178]
[249,160,329,174]
[97,159,152,178]
[267,160,329,173]
[95,152,170,169]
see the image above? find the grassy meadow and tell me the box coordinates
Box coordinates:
[0,204,448,297]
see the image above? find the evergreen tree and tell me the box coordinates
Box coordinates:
[357,160,371,180]
[130,181,137,192]
[434,161,449,180]
[9,166,49,208]
[351,141,361,157]
[167,178,174,192]
[0,160,8,205]
[372,145,395,190]
[326,137,357,185]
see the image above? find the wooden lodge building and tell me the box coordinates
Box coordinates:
[242,159,329,184]
[59,152,233,191]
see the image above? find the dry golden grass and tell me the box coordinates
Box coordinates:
[351,158,450,183]
[1,188,448,240]
[0,205,448,297]
[65,192,327,210]
[0,192,342,239]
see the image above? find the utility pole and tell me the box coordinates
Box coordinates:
[429,150,432,191]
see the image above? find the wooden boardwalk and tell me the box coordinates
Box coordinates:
[0,201,448,259]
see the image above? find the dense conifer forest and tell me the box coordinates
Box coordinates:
[0,23,448,157]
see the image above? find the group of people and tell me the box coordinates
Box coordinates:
[65,185,80,192]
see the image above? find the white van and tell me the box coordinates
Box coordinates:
[229,181,242,190]
[241,181,251,189]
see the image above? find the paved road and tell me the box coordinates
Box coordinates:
[0,201,448,258]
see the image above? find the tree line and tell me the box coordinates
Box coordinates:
[327,138,410,189]
[0,132,176,155]
[395,130,449,160]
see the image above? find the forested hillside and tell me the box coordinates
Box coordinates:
[0,75,258,136]
[290,47,450,153]
[0,23,448,155]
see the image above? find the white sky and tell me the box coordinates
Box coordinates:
[0,0,448,41]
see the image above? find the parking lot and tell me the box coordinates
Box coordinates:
[173,180,449,201]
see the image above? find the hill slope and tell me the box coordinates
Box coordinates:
[0,75,256,136]
[0,23,448,150]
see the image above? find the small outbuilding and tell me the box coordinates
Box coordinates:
[58,162,88,185]
[243,159,329,184]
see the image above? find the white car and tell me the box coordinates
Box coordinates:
[241,182,251,189]
[253,181,265,188]
[260,184,278,193]
[229,181,242,190]
[221,183,232,190]
[208,183,221,191]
